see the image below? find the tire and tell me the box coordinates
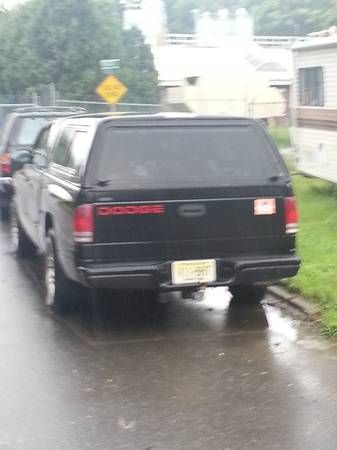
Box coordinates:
[229,285,266,305]
[44,231,82,314]
[0,205,10,221]
[11,208,36,257]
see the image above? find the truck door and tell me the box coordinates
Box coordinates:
[24,126,51,245]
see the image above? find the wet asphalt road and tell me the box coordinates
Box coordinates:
[1,223,337,450]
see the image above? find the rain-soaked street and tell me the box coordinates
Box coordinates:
[1,221,337,450]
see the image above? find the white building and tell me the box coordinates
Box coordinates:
[292,30,337,182]
[121,0,167,47]
[155,43,288,118]
[121,1,294,119]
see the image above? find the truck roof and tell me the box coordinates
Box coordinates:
[12,106,86,115]
[60,112,261,127]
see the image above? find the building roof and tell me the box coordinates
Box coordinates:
[293,35,337,51]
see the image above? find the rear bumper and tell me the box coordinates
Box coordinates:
[78,255,300,290]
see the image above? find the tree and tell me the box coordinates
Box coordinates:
[119,28,159,104]
[165,0,336,36]
[250,0,332,35]
[0,0,159,103]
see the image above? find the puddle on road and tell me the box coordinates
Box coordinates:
[57,286,313,347]
[14,254,321,348]
[264,298,335,353]
[0,222,327,350]
[203,287,300,338]
[296,338,334,351]
[264,303,298,342]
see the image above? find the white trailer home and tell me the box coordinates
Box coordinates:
[292,33,337,181]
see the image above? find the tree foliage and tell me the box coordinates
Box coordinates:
[166,0,337,36]
[0,0,159,102]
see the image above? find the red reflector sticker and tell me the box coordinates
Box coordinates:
[254,198,276,216]
[96,204,165,216]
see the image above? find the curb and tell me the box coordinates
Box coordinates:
[267,285,320,317]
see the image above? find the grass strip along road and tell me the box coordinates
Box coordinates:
[286,176,337,336]
[268,126,291,149]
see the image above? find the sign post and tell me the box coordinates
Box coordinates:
[99,59,120,75]
[96,59,127,112]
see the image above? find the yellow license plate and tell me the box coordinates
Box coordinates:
[171,260,216,285]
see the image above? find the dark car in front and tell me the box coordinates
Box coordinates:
[0,106,85,219]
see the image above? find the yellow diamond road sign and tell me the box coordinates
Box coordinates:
[96,75,127,104]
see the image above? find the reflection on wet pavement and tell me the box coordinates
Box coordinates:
[0,219,312,348]
[3,222,337,450]
[0,220,305,348]
[25,265,304,349]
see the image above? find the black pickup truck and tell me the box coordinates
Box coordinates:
[11,114,300,313]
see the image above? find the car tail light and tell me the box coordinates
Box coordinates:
[73,204,94,243]
[284,197,298,234]
[0,152,11,175]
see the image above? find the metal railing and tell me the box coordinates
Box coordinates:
[165,33,309,49]
[0,98,161,130]
[163,98,286,120]
[254,35,309,48]
[56,99,161,114]
[0,102,36,129]
[166,34,199,46]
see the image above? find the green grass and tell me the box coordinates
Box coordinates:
[285,176,337,336]
[268,126,291,149]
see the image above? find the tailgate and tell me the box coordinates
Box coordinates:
[91,190,288,261]
[94,197,284,242]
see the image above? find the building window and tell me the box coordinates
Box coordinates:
[299,67,324,106]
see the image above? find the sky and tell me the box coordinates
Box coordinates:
[0,0,25,8]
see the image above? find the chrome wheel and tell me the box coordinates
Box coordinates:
[44,231,82,314]
[45,245,56,306]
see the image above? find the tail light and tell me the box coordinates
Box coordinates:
[73,204,94,243]
[284,197,298,234]
[0,152,11,175]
